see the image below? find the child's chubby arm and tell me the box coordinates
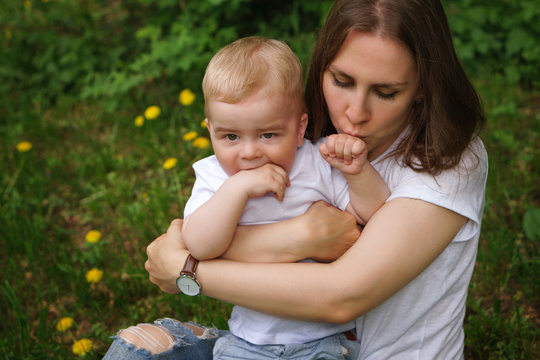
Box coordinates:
[319,134,390,225]
[182,163,290,260]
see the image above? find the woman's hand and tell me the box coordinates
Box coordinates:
[298,201,361,262]
[145,219,189,293]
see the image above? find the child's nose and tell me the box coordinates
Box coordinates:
[241,142,261,159]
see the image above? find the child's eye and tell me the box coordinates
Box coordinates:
[225,134,239,141]
[261,133,275,139]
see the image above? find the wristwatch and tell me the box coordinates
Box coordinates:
[176,254,201,296]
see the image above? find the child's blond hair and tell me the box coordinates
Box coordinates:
[202,36,305,114]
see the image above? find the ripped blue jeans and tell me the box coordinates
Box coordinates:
[102,318,223,359]
[102,318,360,359]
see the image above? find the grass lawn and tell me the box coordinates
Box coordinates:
[1,72,538,358]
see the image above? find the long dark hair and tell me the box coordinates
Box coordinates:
[305,0,486,175]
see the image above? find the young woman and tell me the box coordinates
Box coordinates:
[104,0,487,358]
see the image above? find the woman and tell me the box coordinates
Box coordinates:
[104,0,487,358]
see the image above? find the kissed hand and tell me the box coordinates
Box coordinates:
[319,134,368,175]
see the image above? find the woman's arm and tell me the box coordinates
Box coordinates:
[146,198,466,323]
[204,198,466,322]
[222,201,361,263]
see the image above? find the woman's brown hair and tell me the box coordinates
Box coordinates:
[305,0,486,175]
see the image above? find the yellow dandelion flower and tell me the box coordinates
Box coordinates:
[72,338,93,356]
[5,30,12,40]
[162,157,178,170]
[85,268,103,283]
[42,0,50,3]
[134,115,144,127]
[192,137,210,149]
[183,131,197,141]
[85,230,101,244]
[201,119,208,128]
[16,141,32,152]
[179,89,195,106]
[144,106,161,120]
[56,317,74,331]
[24,0,31,9]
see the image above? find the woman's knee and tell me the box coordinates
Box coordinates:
[118,323,175,354]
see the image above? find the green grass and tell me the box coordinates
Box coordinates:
[1,73,538,358]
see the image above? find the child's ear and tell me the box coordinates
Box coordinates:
[204,118,210,130]
[297,113,308,146]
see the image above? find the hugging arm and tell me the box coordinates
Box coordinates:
[147,197,466,322]
[221,201,361,263]
[199,198,466,322]
[146,201,359,293]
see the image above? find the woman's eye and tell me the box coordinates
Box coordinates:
[376,91,398,101]
[332,74,352,88]
[225,134,239,141]
[261,133,275,139]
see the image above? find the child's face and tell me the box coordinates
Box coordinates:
[206,86,307,176]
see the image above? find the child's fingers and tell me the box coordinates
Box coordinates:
[262,164,289,200]
[270,176,287,201]
[331,134,357,159]
[319,142,330,157]
[265,163,289,186]
[324,135,339,157]
[351,140,366,158]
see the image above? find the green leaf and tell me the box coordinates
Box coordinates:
[523,208,540,241]
[506,29,528,56]
[504,66,521,85]
[135,26,162,41]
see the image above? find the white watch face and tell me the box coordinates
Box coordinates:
[176,276,200,296]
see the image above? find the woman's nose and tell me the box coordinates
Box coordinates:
[345,93,369,124]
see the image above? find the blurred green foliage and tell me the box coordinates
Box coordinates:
[444,0,540,88]
[3,0,538,114]
[0,0,332,112]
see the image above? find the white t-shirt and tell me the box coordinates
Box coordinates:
[184,139,356,345]
[355,134,488,360]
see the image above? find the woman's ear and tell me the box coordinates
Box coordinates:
[414,89,424,105]
[204,118,210,130]
[297,113,308,146]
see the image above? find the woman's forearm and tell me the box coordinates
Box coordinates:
[221,219,309,263]
[221,201,361,263]
[196,198,467,323]
[198,258,361,323]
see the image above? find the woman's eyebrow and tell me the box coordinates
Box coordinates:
[373,81,408,88]
[328,66,353,79]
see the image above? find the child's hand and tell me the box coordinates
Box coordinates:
[232,163,290,201]
[319,134,368,175]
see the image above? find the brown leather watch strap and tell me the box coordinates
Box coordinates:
[181,254,199,276]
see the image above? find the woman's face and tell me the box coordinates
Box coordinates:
[322,31,419,161]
